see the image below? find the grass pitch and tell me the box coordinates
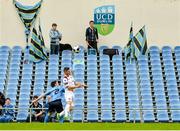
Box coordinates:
[0,123,180,130]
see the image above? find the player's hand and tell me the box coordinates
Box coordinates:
[82,84,87,87]
[31,100,36,104]
[75,82,82,88]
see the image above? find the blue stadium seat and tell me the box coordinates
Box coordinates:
[87,79,97,85]
[129,111,141,121]
[12,46,22,51]
[171,114,180,122]
[0,46,10,51]
[0,84,4,92]
[16,112,28,122]
[143,113,155,122]
[87,111,98,122]
[115,111,126,122]
[87,83,97,89]
[157,112,169,122]
[101,111,112,122]
[112,45,122,52]
[33,88,44,96]
[87,89,97,94]
[99,46,108,53]
[72,110,83,122]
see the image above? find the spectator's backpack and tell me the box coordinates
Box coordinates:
[59,43,72,52]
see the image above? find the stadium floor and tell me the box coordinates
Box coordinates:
[0,123,180,130]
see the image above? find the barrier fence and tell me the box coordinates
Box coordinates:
[1,108,179,123]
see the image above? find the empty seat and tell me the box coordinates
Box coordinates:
[72,111,83,122]
[16,112,28,122]
[87,111,98,121]
[115,111,126,122]
[101,111,112,122]
[129,111,141,121]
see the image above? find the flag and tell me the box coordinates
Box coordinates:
[38,20,45,46]
[29,25,47,63]
[124,22,134,61]
[133,26,148,59]
[13,0,43,44]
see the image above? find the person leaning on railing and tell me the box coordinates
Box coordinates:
[26,95,45,122]
[0,98,14,122]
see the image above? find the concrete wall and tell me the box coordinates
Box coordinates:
[0,0,180,49]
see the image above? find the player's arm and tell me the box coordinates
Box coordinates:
[67,82,87,90]
[47,95,51,102]
[32,89,52,104]
[75,82,87,88]
[35,104,44,117]
[31,94,45,104]
[66,82,81,90]
[35,111,43,117]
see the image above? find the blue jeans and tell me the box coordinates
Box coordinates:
[50,44,59,55]
[0,115,13,122]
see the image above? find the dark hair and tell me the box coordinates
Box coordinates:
[51,80,58,87]
[6,98,11,101]
[52,23,57,27]
[64,67,70,72]
[89,20,94,24]
[33,95,38,99]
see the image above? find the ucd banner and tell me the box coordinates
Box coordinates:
[94,5,115,36]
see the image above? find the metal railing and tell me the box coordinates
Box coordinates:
[1,108,180,123]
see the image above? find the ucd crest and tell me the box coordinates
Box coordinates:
[94,5,115,36]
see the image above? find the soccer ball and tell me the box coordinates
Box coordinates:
[73,45,80,53]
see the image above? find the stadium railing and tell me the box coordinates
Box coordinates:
[1,108,180,123]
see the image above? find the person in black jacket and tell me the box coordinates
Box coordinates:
[85,20,99,51]
[0,92,5,116]
[27,95,44,122]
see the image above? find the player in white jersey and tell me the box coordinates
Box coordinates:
[63,67,86,120]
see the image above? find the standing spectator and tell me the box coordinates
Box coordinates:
[0,92,5,116]
[27,95,44,122]
[0,98,14,122]
[49,23,62,55]
[85,20,99,51]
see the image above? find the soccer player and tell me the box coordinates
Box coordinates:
[32,80,65,123]
[63,67,86,120]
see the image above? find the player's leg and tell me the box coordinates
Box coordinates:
[54,100,64,123]
[69,92,75,120]
[64,101,71,120]
[44,113,49,123]
[64,92,73,120]
[44,102,52,123]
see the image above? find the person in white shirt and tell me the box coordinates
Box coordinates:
[63,67,86,120]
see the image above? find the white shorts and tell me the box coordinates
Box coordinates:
[65,91,74,103]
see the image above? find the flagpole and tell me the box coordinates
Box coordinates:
[130,21,133,64]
